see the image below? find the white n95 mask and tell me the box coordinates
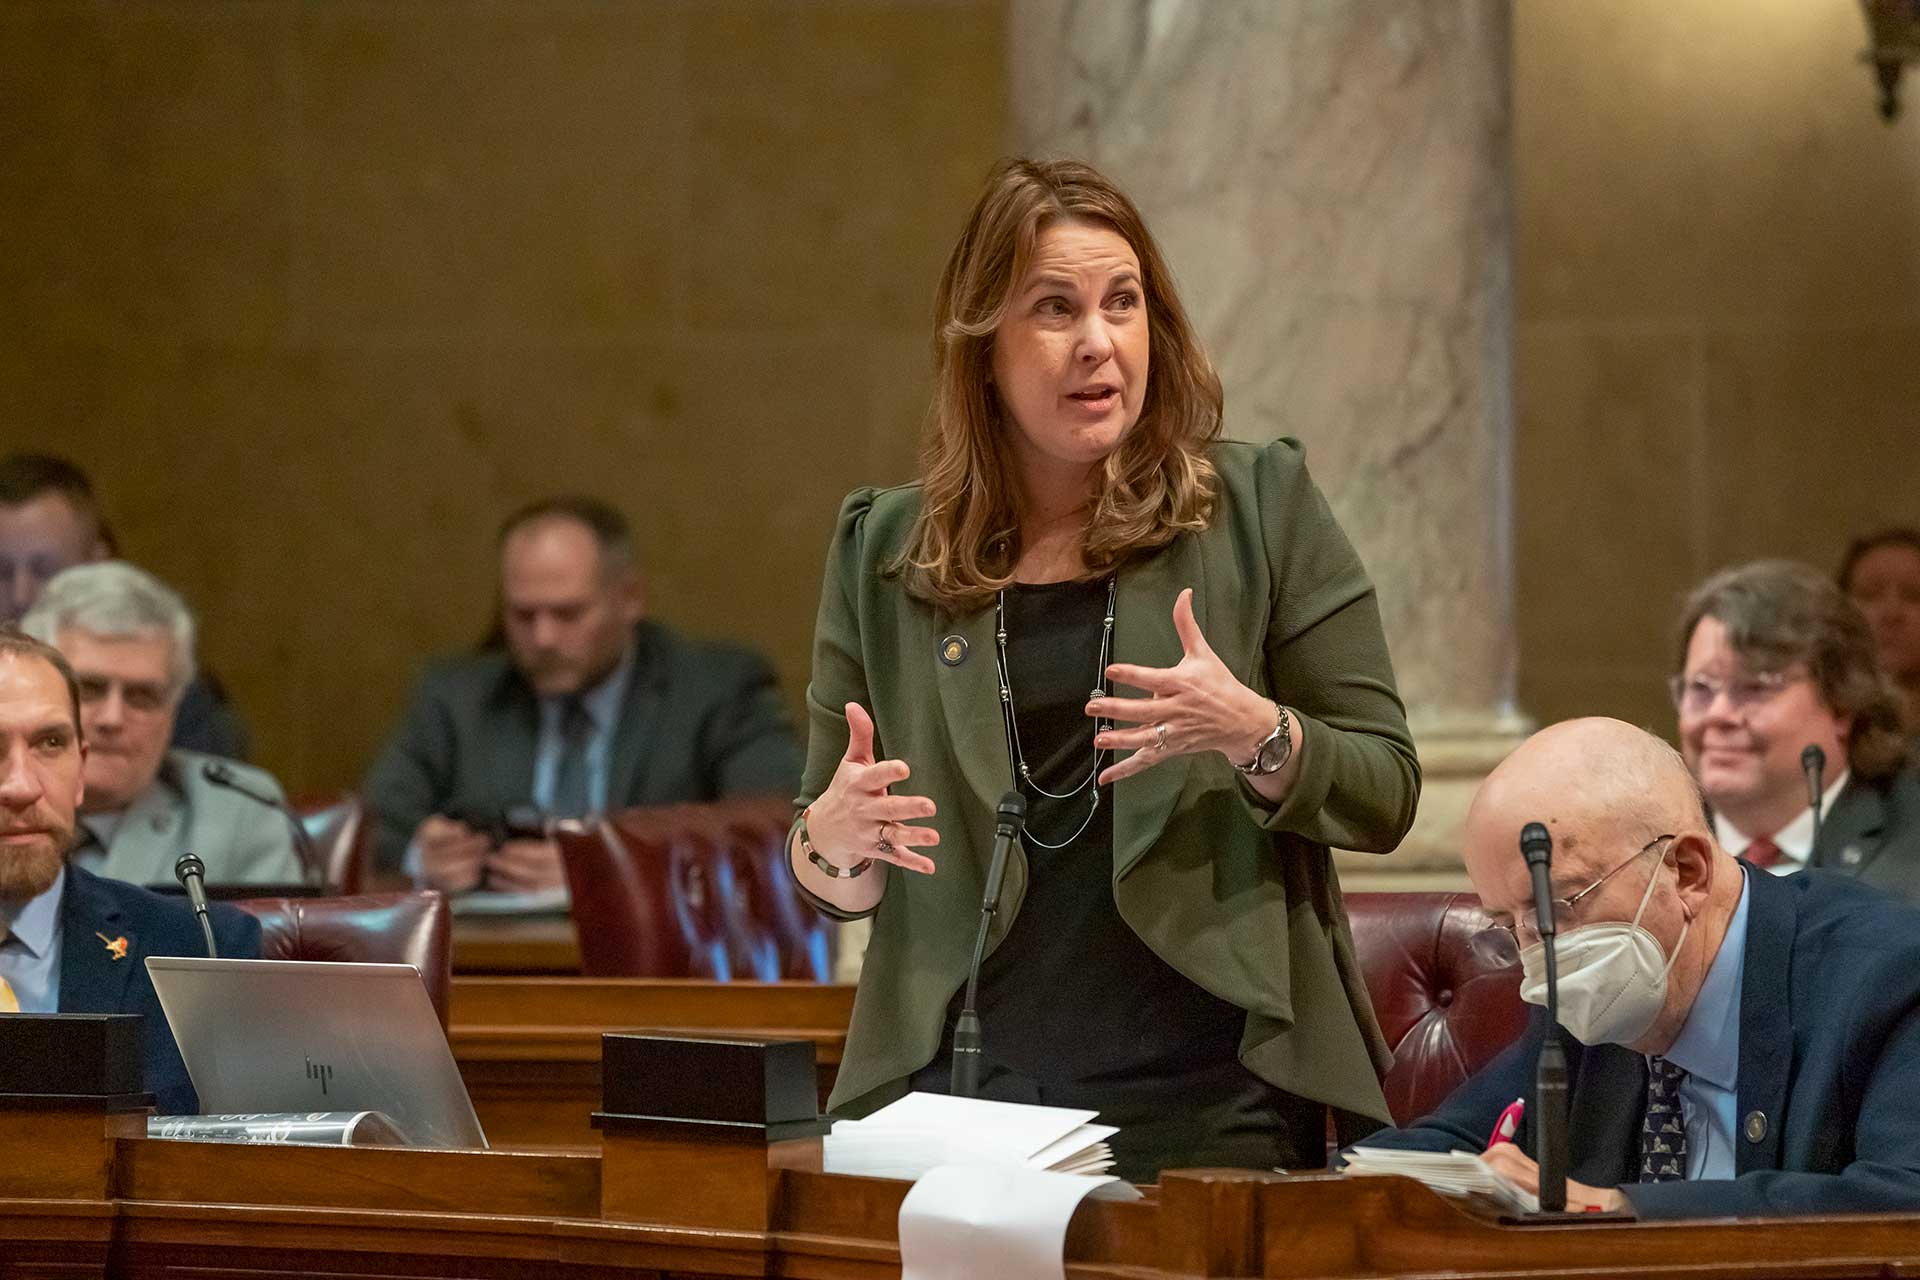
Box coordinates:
[1517,855,1689,1047]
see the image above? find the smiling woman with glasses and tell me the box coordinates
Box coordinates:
[1670,559,1919,902]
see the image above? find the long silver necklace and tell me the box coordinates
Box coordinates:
[993,576,1118,850]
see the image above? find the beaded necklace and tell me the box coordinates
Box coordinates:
[992,576,1118,850]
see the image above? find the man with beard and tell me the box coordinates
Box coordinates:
[0,627,260,1113]
[362,496,803,900]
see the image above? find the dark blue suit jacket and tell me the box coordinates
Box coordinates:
[57,864,262,1114]
[1355,866,1920,1218]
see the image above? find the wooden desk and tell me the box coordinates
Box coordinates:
[449,977,856,1147]
[452,914,582,974]
[6,1111,1920,1280]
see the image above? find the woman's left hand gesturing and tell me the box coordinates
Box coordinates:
[1088,588,1280,785]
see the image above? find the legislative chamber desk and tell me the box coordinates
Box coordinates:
[448,977,856,1146]
[6,1106,1920,1280]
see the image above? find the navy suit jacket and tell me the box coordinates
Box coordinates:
[1355,866,1920,1219]
[1811,768,1920,903]
[57,864,262,1115]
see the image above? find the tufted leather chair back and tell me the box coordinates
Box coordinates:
[556,796,830,981]
[290,793,371,895]
[231,891,452,1028]
[1345,891,1530,1125]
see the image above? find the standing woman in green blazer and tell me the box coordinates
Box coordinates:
[788,158,1421,1182]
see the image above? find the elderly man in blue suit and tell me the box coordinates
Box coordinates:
[1353,717,1920,1218]
[0,627,258,1114]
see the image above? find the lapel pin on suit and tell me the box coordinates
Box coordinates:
[939,635,969,667]
[95,932,129,961]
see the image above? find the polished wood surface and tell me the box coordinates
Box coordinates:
[452,914,582,974]
[3,1128,1920,1279]
[448,978,855,1147]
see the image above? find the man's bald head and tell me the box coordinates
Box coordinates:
[1464,718,1742,1057]
[1464,718,1715,915]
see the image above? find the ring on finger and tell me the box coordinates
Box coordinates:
[875,821,896,854]
[1153,722,1170,751]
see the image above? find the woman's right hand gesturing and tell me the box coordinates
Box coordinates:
[805,702,940,875]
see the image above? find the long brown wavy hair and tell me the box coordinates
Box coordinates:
[894,158,1224,612]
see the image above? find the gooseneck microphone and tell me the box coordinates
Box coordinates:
[1802,745,1827,852]
[202,760,321,887]
[173,851,219,959]
[951,791,1027,1099]
[1520,820,1568,1214]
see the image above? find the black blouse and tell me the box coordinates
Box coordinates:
[958,577,1244,1084]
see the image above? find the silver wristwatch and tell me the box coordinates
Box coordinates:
[1234,704,1293,776]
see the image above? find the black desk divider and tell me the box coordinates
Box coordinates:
[0,1014,151,1110]
[593,1034,830,1142]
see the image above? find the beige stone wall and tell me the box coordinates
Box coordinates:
[1,1,1005,793]
[1514,0,1920,739]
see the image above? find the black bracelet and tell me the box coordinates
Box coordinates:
[800,808,872,879]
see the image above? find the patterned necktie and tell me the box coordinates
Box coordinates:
[1639,1056,1689,1181]
[548,696,595,819]
[0,976,18,1014]
[1744,835,1781,869]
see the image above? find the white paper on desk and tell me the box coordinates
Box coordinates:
[860,1092,1097,1156]
[824,1092,1117,1179]
[899,1163,1139,1280]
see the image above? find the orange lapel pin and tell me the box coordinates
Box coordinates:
[95,932,129,961]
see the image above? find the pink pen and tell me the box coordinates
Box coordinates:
[1485,1098,1525,1150]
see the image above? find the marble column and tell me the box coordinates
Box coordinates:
[1010,0,1526,884]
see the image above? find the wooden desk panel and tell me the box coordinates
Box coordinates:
[448,978,855,1147]
[452,915,581,974]
[7,1145,1920,1279]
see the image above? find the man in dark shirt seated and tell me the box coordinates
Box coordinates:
[0,453,249,760]
[0,627,259,1113]
[362,495,804,901]
[1353,716,1920,1219]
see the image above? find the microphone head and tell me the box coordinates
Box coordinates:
[1519,821,1553,867]
[995,790,1027,832]
[173,851,206,885]
[1802,744,1826,774]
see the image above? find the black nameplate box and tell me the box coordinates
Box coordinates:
[0,1013,151,1109]
[593,1034,828,1142]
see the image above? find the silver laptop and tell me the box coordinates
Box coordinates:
[146,957,487,1149]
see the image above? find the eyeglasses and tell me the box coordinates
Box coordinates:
[1472,834,1676,960]
[1666,670,1800,715]
[75,675,174,715]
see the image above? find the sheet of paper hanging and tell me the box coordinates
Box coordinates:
[898,1163,1139,1280]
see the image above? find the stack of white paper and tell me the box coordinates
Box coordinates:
[824,1092,1118,1181]
[1341,1146,1539,1215]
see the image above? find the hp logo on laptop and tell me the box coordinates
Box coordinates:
[305,1057,334,1096]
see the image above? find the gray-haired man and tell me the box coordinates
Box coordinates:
[20,562,301,887]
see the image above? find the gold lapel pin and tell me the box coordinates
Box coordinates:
[940,635,968,667]
[95,932,129,961]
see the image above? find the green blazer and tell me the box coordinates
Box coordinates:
[799,438,1420,1125]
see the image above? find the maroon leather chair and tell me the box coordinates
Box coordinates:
[290,794,372,895]
[556,796,831,982]
[1345,891,1530,1125]
[231,891,452,1028]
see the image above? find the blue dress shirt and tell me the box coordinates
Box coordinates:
[0,871,66,1013]
[531,642,635,817]
[1656,865,1749,1181]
